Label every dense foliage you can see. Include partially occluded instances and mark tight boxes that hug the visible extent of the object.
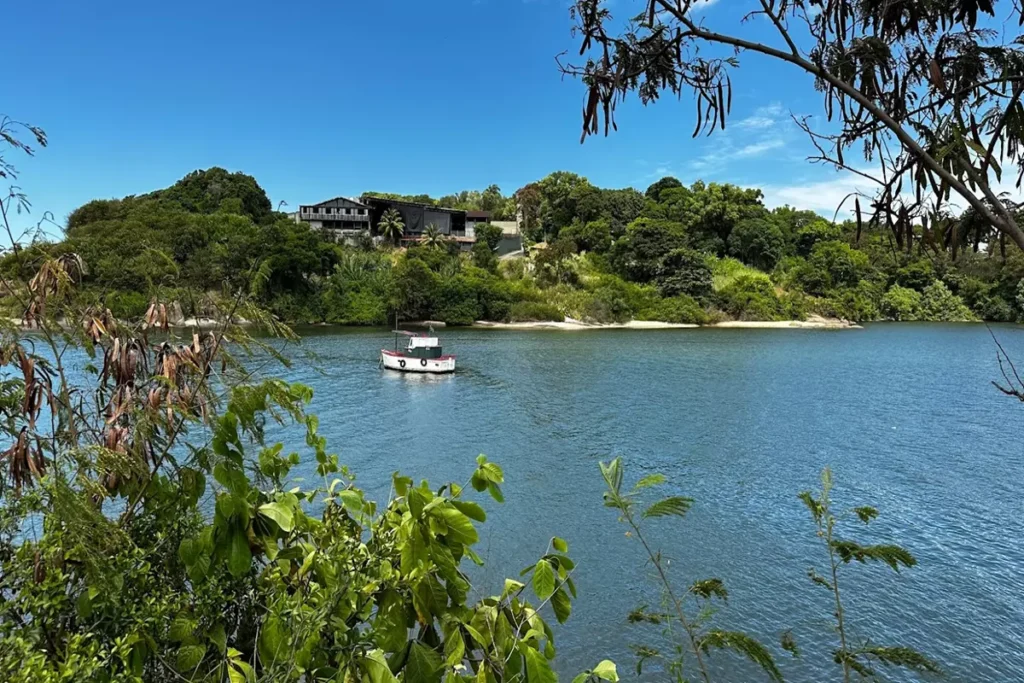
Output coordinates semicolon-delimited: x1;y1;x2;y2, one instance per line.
7;166;1022;326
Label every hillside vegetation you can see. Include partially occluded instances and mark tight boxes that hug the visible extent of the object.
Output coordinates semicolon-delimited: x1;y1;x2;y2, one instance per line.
7;167;1021;326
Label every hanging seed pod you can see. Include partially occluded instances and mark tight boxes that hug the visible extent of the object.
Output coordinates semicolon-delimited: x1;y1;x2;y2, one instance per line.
33;551;46;584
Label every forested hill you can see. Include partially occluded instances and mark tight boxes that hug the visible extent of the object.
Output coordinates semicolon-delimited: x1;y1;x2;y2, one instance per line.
4;167;1021;326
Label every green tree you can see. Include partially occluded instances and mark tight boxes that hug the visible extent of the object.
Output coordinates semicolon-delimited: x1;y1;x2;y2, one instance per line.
422;223;445;249
645;176;682;201
728;217;785;271
880;285;923;321
378;208;405;246
655;247;713;301
610;218;689;283
474;222;504;251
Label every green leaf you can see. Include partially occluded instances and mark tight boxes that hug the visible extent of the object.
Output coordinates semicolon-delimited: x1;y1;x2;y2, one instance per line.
364;649;400;683
642;496;693;519
696;630;782;683
259;616;286;665
592;660;618;681
168;616;196;642
634;474;666;490
228;528;252;578
452;500;486;522
853;506;879;524
208;623;227;654
524;645;558;683
551;588;572;624
406;642;444;683
532;559;556;601
338;489;364;513
229;661;255;683
552;536;568;553
599;458;623;495
435;505;478;545
258;501;294;532
487;482;504;503
176;643;206;672
690;578;728;601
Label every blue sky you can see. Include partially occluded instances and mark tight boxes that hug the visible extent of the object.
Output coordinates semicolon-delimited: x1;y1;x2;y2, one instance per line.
8;0;874;233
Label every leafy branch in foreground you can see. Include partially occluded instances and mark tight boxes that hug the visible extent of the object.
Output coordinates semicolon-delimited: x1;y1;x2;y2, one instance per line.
599;458;782;683
799;468;940;681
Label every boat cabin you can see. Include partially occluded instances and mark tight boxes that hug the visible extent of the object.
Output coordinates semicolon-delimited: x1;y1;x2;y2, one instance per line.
404;336;444;359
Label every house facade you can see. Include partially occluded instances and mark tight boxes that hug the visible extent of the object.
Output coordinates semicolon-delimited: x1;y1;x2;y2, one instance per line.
295;197;371;243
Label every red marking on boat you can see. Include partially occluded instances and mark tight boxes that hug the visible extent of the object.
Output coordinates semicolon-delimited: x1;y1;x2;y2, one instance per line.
381;349;455;360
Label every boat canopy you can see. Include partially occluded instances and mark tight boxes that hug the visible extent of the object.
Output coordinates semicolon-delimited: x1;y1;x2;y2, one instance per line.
409;337;439;348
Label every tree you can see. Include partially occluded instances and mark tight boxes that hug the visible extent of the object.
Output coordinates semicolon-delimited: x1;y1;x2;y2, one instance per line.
562;218;613;253
378;208;405;246
564;0;1024;252
728;217;785;271
611;218;689;282
654;247;713;300
645;176;683;201
474;222;504;251
422;223;445;249
537;171;597;236
515;183;543;239
481;184;505;214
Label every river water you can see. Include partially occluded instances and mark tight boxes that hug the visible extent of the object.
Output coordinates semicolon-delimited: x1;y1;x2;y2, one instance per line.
274;324;1024;681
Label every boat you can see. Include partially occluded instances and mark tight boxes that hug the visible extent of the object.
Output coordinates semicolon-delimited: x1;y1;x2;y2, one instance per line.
380;329;456;374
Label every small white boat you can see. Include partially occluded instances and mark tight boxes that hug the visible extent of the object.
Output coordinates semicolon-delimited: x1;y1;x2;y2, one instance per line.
381;330;455;374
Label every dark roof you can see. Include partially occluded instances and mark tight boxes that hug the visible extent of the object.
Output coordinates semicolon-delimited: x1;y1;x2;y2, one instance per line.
466;210;492;219
361;196;465;214
306;196;369;208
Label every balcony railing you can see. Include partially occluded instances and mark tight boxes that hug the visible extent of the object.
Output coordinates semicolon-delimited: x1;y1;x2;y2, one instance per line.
300;209;369;220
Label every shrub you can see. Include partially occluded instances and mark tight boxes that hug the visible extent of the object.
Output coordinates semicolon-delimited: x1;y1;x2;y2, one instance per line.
710;256;770;292
880;285;922;321
795;219;842;256
920;280;977;321
716;274;785;320
795;240;870;295
104;290;150;320
508;301;564;322
894;260;935;292
817;287;879;322
637;295;709;324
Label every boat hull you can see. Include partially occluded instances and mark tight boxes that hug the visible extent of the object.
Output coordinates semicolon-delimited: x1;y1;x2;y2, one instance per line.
381;350;455;374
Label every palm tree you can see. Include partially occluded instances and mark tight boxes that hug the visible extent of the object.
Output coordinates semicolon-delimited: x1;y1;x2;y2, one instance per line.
378;208;404;246
422;223;444;249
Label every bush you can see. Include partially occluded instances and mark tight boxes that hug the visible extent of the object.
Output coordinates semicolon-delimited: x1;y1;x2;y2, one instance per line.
508;301;564;322
795;240;869;295
880;285;922;321
710;256;770;292
795;219;842;256
716;274;785;320
434;275;484;325
920;280;977;321
637;295;709;324
894;260;935;292
817;287;879;322
104;290;150;320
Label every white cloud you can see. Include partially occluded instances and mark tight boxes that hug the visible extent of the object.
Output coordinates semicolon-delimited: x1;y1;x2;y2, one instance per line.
735;103;785;130
761;171;873;216
735;139;785;157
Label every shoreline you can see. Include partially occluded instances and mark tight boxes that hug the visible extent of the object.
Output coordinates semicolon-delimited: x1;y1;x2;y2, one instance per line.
472;315;861;331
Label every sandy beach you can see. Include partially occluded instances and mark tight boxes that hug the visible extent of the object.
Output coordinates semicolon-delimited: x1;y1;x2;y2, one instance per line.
474;315;860;331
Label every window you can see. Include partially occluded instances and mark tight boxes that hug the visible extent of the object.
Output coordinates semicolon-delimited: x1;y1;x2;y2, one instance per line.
327;207;334;214
343;208;351;215
358;208;366;215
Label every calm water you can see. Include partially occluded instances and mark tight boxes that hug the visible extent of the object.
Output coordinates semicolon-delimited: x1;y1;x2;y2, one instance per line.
274;324;1024;681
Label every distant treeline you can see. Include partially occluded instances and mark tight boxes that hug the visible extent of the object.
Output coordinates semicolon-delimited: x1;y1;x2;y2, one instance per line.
5;167;1021;326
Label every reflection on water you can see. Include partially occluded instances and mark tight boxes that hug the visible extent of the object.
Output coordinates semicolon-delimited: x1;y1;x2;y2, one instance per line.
277;324;1024;681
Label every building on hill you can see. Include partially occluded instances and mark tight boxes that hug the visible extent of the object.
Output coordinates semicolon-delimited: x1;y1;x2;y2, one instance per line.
294;197;371;244
361;196;475;251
